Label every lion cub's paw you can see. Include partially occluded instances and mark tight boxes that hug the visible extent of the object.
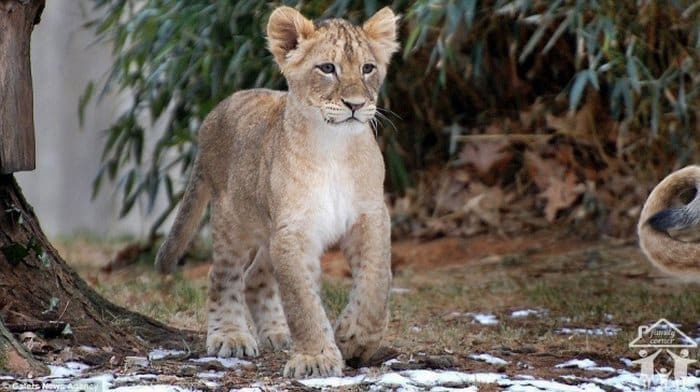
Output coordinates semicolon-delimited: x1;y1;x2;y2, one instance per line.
283;348;343;378
206;328;259;358
260;330;292;351
335;316;382;362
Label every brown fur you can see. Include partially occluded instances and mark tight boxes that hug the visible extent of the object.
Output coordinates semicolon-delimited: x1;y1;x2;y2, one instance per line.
638;165;700;281
154;6;399;378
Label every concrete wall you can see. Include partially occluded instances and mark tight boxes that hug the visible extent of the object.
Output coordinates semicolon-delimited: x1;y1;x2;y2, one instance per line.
16;1;161;238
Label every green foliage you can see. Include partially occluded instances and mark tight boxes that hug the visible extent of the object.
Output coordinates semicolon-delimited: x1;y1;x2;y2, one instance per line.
1;244;29;266
0;238;43;267
84;0;700;236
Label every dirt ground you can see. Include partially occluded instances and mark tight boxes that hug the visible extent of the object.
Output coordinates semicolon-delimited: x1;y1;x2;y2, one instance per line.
7;230;700;390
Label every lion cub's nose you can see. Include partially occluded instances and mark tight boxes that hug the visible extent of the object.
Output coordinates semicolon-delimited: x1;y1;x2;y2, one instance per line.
342;98;366;112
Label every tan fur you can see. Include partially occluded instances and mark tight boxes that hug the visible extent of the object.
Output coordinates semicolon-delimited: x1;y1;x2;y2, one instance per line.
155;6;399;378
638;165;700;281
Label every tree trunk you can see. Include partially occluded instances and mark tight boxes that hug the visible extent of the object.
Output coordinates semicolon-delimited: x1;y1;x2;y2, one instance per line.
0;0;200;377
0;178;201;376
0;0;40;173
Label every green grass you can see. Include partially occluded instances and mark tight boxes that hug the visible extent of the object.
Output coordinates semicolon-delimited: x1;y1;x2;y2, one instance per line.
321;279;350;320
0;346;7;371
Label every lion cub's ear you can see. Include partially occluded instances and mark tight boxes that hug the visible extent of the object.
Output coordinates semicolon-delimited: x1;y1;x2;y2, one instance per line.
362;7;400;65
267;7;315;69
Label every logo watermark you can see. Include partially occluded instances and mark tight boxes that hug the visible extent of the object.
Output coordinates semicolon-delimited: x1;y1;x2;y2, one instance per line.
629;318;698;388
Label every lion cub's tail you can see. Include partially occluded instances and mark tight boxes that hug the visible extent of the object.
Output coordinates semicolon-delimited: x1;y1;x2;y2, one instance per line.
155;161;211;274
638;165;700;281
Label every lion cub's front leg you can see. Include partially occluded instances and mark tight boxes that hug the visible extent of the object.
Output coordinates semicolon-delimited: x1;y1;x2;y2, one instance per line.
336;208;392;363
270;228;343;378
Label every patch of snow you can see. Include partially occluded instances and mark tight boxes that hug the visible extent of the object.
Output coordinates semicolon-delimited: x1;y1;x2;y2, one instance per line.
555;359;615;373
46;361;90;378
467;313;498;325
383;358;400;366
299;370;506;390
114;374;158;383
31;366;699;392
111;386;195;392
376;372;413;387
469;353;509;366
411;326;422;333
124;356;150;367
79;373;114;387
567;369;700;391
0;376;15;380
148;348;187;360
501;378;592;391
510;309;544;318
78;345;99;353
189;356;251;368
196;371;225;379
590;366;616;373
402;370;505;386
391;287;411;294
299;374;366;388
555;326;620;336
619;357;633;367
555;359;598;369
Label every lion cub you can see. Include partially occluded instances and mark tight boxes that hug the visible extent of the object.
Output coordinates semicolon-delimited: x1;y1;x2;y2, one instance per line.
638;165;700;281
155;6;399;378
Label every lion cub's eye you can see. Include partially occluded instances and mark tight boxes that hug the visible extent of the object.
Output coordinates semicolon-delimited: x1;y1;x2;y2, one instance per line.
317;63;336;74
362;63;376;74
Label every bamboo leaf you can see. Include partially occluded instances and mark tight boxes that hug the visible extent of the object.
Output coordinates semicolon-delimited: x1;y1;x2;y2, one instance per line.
78;81;95;128
569;71;589;110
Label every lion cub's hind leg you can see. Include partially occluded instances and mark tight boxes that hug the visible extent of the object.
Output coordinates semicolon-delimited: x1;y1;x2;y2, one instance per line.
206;204;259;358
245;247;291;351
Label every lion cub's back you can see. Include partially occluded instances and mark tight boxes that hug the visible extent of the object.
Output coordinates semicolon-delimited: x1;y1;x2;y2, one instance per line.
202;88;286;142
198;88;286;182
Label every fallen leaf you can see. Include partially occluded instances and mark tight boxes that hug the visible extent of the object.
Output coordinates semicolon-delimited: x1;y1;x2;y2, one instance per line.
463;186;503;227
524;151;565;190
540;171;585;222
460;140;512;176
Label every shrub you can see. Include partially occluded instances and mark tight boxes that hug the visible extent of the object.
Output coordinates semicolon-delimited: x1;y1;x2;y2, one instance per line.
84;0;700;238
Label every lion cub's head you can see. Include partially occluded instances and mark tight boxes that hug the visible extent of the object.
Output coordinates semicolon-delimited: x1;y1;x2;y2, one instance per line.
267;6;399;131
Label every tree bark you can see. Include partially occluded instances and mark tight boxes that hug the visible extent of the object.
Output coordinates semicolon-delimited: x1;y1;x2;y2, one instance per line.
0;0;41;173
0;0;200;377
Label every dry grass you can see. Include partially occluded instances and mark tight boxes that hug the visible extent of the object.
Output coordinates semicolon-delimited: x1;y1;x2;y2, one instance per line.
56;232;700;377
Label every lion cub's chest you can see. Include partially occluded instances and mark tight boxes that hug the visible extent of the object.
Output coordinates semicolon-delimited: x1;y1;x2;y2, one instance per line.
307;161;358;247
